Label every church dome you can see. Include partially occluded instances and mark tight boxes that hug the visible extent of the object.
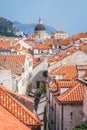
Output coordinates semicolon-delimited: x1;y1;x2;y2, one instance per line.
35;18;46;31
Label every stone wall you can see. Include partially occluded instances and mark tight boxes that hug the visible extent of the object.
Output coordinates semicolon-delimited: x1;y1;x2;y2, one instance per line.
83;86;87;116
0;69;12;90
46;87;83;130
63;104;83;130
30;59;48;89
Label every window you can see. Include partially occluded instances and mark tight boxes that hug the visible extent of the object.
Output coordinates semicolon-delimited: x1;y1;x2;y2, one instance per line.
36;81;41;88
71;112;73;119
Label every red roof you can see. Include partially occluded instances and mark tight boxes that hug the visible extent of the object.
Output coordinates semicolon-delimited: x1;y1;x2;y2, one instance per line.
73;32;87;39
0;54;26;64
49;65;77;80
34;43;51;50
33;58;41;68
56;80;78;88
57;83;83;102
0;105;31;130
0;41;11;49
0;85;41;126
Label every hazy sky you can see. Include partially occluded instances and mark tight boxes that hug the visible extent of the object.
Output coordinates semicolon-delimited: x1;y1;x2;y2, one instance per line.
0;0;87;35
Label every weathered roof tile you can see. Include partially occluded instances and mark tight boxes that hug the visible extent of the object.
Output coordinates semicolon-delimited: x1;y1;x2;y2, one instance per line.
57;83;83;102
0;85;41;126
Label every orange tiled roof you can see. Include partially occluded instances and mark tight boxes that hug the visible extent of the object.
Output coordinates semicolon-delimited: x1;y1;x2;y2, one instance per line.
51;38;60;45
73;32;87;39
7;89;35;113
6;37;20;42
51;37;73;45
48;52;67;63
24;40;33;46
48;80;78;97
13;42;29;52
49;65;77;80
0;85;41;126
57;82;83;102
0;36;6;41
48;45;83;64
13;43;22;51
0;54;27;75
0;41;12;49
48;57;59;63
0;105;31;130
33;58;41;68
65;46;77;53
28;34;35;39
48;45;87;65
34;43;51;50
59;38;72;45
0;54;26;64
56;80;78;88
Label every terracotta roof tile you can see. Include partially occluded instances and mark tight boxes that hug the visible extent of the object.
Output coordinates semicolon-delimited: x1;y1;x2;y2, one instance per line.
0;85;41;126
48;57;59;63
49;65;77;80
65;46;77;53
33;58;41;68
0;105;31;130
57;83;83;102
51;37;73;45
0;36;6;41
28;34;35;39
56;80;78;88
0;41;11;49
48;52;67;63
48;80;78;98
73;32;87;39
0;54;26;64
34;43;51;50
0;54;27;75
7;89;35;113
51;38;60;45
48;46;81;64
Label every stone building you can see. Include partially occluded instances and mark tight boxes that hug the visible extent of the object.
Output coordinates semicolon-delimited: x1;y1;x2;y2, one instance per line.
0;54;33;94
78;66;87;120
51;30;68;39
34;18;47;42
0;69;12;90
46;65;84;130
46;81;83;130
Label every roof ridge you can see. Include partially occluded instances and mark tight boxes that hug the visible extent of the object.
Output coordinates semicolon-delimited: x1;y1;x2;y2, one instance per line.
0;105;31;130
0;85;41;125
0;54;26;65
57;82;83;102
6;88;34;103
56;80;78;88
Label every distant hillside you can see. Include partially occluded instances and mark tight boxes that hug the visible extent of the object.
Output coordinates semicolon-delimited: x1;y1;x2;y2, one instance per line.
0;17;24;37
13;21;55;35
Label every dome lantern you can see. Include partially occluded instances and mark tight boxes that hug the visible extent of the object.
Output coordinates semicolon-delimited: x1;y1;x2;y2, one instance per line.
35;18;46;31
39;18;42;24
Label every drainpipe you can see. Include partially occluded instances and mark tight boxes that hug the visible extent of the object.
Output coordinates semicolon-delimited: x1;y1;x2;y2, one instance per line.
61;104;63;130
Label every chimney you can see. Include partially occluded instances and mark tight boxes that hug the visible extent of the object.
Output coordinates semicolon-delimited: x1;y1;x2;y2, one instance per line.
76;65;86;78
